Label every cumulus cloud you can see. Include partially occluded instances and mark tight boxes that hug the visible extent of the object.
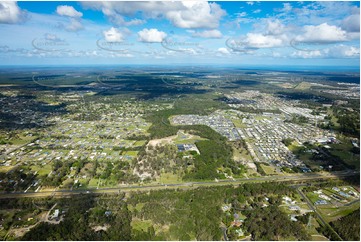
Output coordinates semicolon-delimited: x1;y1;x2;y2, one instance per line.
82;1;226;29
341;13;360;33
192;29;222;38
217;47;230;55
138;28;167;43
0;1;27;24
325;45;360;58
56;18;83;32
56;5;84;32
295;23;348;43
265;19;286;36
282;3;293;12
166;2;226;28
65;18;83;32
244;33;285;48
291;45;359;58
103;27;124;42
56;5;83;18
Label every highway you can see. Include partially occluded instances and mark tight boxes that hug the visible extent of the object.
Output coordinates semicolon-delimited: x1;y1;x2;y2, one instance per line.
0;170;357;199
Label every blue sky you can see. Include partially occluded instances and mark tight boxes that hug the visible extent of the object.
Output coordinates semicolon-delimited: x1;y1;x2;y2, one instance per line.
0;1;359;67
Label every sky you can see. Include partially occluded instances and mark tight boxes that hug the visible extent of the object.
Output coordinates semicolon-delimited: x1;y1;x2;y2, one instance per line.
0;1;359;67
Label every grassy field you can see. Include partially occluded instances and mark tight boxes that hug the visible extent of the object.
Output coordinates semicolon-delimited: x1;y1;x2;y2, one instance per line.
31;164;52;176
0;166;14;173
329;138;360;170
158;172;181;184
260;164;278;175
232;147;252;162
232;119;247;128
295;82;312;90
306;192;321;204
133;140;147;147
311;235;329;241
131;219;153;232
123;151;139;157
318;201;360;223
88;178;99;187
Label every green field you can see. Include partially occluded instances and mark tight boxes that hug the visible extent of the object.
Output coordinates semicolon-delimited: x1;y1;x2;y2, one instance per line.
318;201;360;223
260;164;278;175
133;140;147;147
131;219;153;232
232;119;247;128
158;172;181;184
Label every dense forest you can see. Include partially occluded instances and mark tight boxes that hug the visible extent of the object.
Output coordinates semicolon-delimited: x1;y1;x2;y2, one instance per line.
15;182;324;241
330;209;360;241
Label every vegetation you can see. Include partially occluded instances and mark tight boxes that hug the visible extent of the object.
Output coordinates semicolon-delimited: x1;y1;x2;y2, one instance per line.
330;209;360;241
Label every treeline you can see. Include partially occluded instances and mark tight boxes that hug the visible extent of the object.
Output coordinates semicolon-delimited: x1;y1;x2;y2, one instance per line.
184;125;241;180
21;194;132;241
127;182;305;240
330;209;360;241
337;110;360;137
19;182;311;241
145;95;228;139
243;205;311;240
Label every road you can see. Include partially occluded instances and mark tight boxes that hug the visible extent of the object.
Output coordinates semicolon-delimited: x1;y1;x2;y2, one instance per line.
0;170;357;199
296;186;343;241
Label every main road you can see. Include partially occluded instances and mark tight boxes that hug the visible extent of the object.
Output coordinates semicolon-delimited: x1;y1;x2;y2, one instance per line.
0;170;357;199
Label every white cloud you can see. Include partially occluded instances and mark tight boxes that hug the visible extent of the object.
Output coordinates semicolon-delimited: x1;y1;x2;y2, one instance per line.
192;29;222;39
237;12;247;17
246;2;254;6
244;33;285;48
295;23;348;43
82;1;226;29
103;27;124;42
138;28;167;43
282;3;293;12
64;18;83;32
56;5;83;18
291;50;322;58
100;6;145;26
165;2;226;28
0;1;27;24
265;19;286;36
325;45;360;58
217;47;230;55
291;44;359;58
253;9;261;14
55;5;84;32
